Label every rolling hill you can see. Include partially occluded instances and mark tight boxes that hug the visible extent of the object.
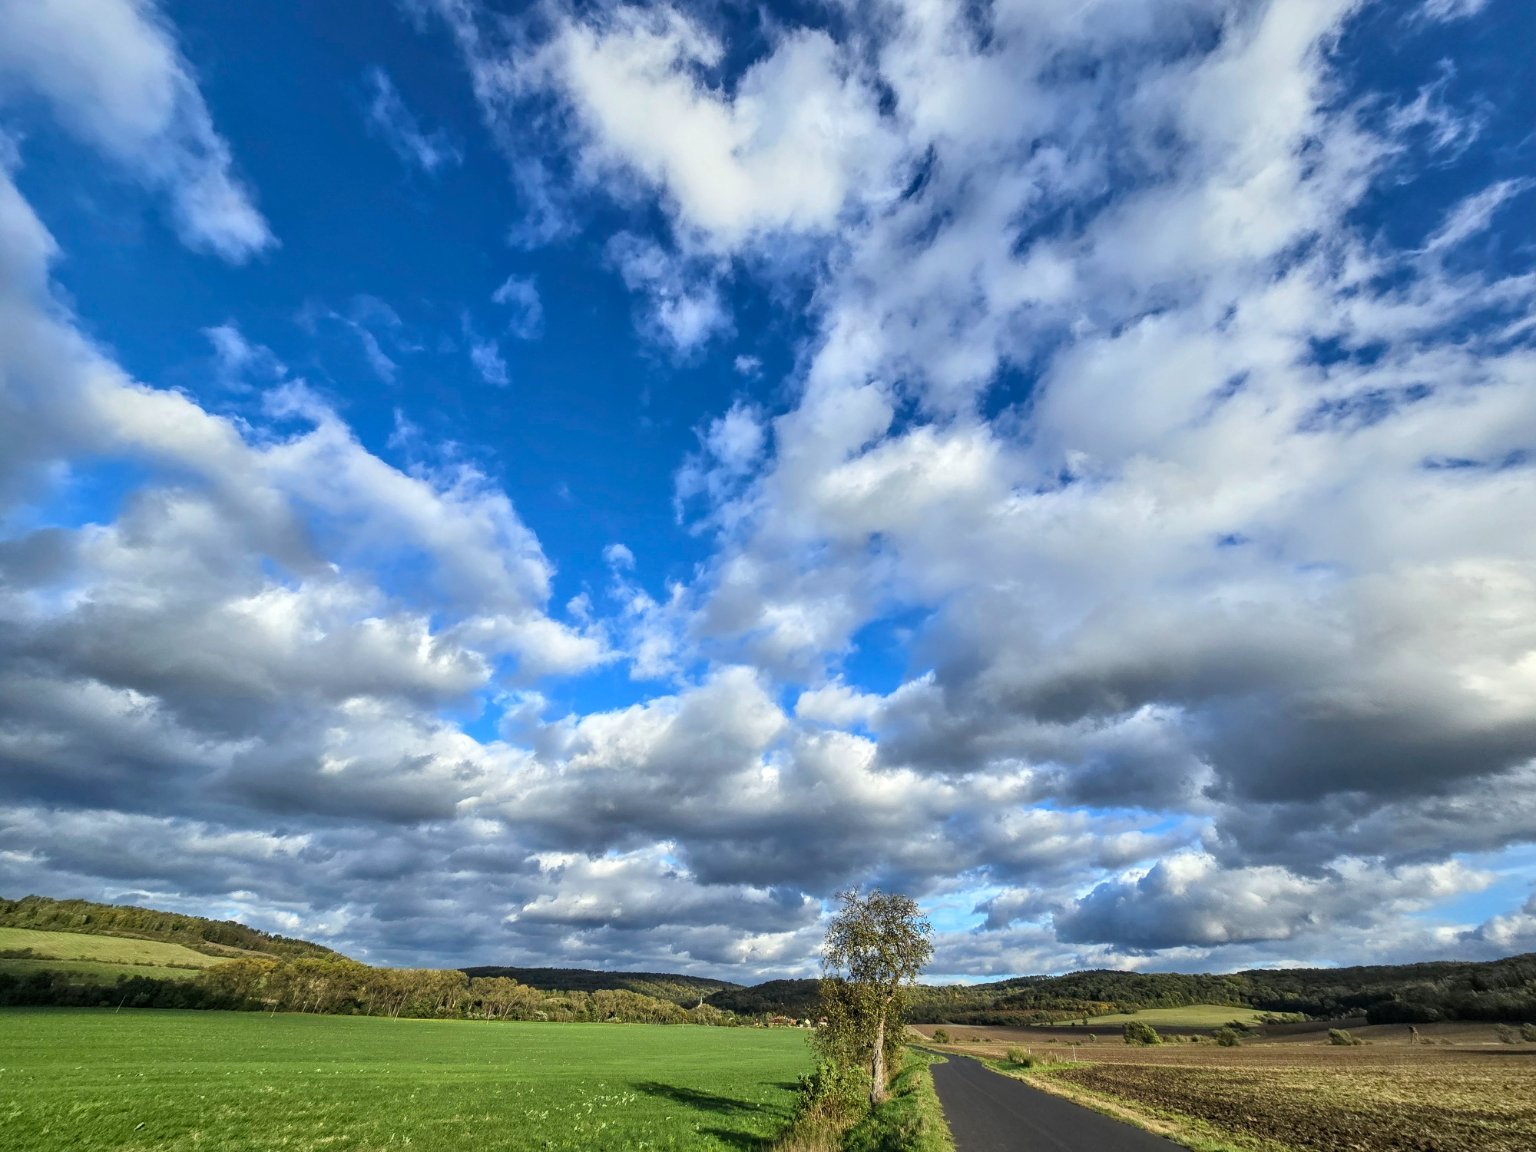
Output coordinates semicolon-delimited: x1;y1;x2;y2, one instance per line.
0;895;336;960
5;893;1534;1025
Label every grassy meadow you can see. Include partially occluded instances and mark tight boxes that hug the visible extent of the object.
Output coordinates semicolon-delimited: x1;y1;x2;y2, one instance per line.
0;1010;813;1152
0;928;220;986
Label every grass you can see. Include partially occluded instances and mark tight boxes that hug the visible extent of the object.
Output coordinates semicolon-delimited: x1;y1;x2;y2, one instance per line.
775;1049;954;1152
0;958;204;985
0;928;219;970
1055;1004;1278;1030
843;1051;953;1152
0;1009;813;1151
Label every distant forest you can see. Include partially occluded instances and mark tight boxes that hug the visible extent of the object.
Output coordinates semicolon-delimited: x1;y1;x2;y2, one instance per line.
4;895;1534;1024
708;957;1536;1025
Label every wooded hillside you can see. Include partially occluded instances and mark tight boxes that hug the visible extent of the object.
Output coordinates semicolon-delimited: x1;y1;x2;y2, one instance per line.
0;896;335;959
462;965;739;1006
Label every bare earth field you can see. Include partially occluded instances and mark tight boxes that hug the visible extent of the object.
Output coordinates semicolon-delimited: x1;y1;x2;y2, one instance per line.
913;1022;1536;1152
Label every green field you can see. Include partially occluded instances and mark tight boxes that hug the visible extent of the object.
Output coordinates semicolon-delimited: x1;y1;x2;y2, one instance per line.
0;928;220;970
0;958;203;985
1058;1003;1280;1029
0;1010;813;1151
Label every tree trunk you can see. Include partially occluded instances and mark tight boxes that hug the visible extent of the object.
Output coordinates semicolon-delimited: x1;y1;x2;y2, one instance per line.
870;1007;888;1107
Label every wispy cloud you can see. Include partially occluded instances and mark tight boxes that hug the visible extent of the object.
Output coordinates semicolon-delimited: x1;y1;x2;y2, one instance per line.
1424;178;1532;252
0;0;273;260
607;231;731;354
492;274;544;340
365;66;461;174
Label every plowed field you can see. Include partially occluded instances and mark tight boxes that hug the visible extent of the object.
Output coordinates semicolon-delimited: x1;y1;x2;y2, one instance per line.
919;1023;1536;1152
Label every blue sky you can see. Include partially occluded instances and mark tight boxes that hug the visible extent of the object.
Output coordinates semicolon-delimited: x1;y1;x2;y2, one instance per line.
1;0;1534;979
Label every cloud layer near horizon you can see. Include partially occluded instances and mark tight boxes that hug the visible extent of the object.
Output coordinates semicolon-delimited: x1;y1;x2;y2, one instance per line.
2;0;1535;978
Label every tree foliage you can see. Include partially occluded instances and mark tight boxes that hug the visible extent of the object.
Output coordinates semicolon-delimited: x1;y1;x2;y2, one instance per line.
817;889;933;1106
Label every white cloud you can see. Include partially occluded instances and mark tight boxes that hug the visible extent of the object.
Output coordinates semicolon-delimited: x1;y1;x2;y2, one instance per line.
1424;179;1533;253
302;296;408;384
1057;853;1492;950
365;66;461;174
204;322;284;383
795;680;880;728
545;7;903;252
0;0;273;261
492;274;544;339
1416;0;1490;22
607;231;731;353
4;0;1535;976
468;335;509;387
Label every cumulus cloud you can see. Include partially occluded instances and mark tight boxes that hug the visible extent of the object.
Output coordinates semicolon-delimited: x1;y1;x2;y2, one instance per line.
1056;854;1492;951
4;0;1534;978
0;145;611;957
540;6;903;251
0;0;273;260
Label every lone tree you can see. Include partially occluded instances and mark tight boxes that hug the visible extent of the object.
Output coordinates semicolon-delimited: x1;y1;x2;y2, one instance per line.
818;888;933;1106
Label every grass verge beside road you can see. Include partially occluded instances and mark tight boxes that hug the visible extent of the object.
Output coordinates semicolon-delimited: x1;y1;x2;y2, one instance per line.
775;1049;955;1152
844;1051;953;1152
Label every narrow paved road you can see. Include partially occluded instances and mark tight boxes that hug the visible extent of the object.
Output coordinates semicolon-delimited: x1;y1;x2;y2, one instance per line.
929;1056;1184;1152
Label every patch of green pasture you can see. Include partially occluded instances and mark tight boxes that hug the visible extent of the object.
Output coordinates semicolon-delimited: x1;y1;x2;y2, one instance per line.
0;1009;812;1152
0;928;217;969
1058;1005;1273;1029
0;959;202;985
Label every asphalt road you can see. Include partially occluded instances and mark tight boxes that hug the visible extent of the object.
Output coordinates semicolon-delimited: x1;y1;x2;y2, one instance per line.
929;1056;1185;1152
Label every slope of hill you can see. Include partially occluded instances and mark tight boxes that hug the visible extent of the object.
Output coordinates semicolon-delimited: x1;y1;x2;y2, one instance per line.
705;978;821;1018
0;896;336;960
0;926;223;969
904;955;1536;1025
462;965;740;1007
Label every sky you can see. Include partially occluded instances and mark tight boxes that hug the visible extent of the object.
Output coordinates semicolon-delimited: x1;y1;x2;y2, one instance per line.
0;0;1534;982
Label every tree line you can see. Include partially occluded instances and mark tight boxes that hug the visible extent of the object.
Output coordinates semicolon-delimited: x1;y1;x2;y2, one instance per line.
462;965;737;1008
902;954;1536;1025
0;953;741;1024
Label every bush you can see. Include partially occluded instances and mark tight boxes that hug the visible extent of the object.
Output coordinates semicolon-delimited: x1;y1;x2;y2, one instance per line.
1123;1020;1161;1046
1495;1024;1517;1044
930;1028;950;1044
1005;1046;1035;1068
1213;1027;1242;1047
1328;1028;1363;1046
1522;1023;1536;1042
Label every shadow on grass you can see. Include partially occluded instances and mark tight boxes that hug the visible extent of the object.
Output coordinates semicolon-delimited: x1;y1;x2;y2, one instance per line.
633;1082;779;1150
635;1080;765;1115
696;1128;773;1150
